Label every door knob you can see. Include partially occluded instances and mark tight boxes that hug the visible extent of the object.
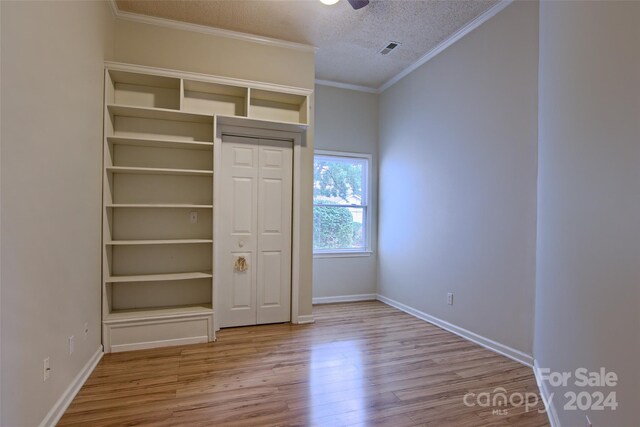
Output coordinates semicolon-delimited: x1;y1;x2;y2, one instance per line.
238;240;245;248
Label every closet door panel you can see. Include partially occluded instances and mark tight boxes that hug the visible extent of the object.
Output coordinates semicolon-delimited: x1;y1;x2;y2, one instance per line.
256;140;292;324
231;178;254;234
218;137;259;327
262;178;284;233
259;251;283;306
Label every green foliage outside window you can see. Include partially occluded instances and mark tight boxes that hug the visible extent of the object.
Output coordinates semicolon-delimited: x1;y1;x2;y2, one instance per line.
313;206;354;249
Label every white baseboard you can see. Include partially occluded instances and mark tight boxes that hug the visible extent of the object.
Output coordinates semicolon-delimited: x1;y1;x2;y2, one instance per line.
533;359;561;427
312;294;377;305
376;294;534;367
295;314;315;324
111;336;208;353
39;346;103;427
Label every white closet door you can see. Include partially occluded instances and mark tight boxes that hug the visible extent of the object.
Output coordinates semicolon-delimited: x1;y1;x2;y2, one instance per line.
256;139;292;324
218;135;292;327
219;136;259;327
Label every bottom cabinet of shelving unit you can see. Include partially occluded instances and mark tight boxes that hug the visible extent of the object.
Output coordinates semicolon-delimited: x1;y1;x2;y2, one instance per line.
103;314;215;353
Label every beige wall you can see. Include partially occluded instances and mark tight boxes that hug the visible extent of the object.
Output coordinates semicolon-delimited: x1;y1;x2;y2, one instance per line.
114;20;315;90
534;2;640;426
0;6;316;425
378;1;539;357
0;1;114;425
113;18;316;320
313;85;378;300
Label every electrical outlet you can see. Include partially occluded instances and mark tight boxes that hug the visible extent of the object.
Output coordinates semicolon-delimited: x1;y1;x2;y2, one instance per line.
43;357;50;381
447;293;454;305
189;211;198;224
68;335;75;355
84;322;89;339
585;415;592;427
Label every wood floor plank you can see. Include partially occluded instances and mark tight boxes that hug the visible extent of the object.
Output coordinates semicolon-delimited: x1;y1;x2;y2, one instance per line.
58;301;549;426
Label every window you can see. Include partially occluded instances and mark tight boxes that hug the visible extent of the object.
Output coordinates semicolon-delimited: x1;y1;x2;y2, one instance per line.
313;150;370;253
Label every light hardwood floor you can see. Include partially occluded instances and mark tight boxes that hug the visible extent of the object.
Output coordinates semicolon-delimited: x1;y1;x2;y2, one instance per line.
59;301;550;426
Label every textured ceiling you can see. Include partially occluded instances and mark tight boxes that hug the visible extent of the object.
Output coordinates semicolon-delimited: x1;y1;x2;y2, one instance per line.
116;0;499;90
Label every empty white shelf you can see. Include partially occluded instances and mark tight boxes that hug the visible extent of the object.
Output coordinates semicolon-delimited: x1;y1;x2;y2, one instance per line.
108;104;213;124
106;166;213;176
106;239;213;245
106;203;213;209
107;136;213;150
106;271;213;283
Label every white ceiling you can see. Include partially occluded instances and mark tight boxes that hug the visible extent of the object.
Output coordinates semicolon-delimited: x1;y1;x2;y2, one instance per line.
115;0;501;91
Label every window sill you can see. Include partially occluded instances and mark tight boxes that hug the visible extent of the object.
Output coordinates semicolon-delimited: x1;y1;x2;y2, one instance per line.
313;251;373;259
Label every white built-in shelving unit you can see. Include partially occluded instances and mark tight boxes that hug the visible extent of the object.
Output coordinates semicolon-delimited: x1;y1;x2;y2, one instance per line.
102;62;310;352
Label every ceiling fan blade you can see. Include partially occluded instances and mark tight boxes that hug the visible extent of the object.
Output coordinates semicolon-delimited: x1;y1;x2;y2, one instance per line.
347;0;369;10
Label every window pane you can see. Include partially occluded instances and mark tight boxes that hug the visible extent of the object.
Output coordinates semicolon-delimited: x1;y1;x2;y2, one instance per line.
313;206;365;250
313;156;366;206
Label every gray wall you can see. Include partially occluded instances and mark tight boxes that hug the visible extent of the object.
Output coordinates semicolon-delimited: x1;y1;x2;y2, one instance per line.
313;85;378;300
1;1;114;425
378;1;539;357
534;1;640;426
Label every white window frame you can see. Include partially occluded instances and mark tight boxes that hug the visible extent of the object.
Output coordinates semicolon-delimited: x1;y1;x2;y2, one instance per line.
313;149;372;257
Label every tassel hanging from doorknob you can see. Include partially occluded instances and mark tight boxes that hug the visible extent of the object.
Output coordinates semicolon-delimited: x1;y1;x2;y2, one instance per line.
234;256;248;272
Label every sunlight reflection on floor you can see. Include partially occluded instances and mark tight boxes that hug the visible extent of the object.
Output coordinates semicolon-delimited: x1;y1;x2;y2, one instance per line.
310;340;366;425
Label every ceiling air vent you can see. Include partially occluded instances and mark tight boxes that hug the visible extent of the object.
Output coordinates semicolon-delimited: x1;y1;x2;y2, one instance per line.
379;41;401;55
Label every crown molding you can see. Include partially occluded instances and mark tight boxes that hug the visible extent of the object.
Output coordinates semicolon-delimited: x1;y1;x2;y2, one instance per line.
378;0;513;92
108;0;118;16
314;79;378;94
108;0;317;53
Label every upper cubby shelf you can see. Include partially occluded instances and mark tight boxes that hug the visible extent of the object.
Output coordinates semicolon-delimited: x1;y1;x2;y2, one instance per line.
106;64;311;126
182;80;248;117
249;89;309;125
109;70;181;110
